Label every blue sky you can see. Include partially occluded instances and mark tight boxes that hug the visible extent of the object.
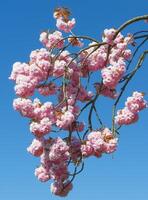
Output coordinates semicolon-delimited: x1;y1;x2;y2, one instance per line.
0;0;148;199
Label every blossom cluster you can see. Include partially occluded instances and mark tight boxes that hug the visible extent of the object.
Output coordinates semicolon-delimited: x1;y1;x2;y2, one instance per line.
27;129;116;196
10;7;147;197
115;92;147;125
81;128;118;157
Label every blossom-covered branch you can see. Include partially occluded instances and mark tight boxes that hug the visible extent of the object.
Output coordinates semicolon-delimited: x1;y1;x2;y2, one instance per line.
10;7;148;197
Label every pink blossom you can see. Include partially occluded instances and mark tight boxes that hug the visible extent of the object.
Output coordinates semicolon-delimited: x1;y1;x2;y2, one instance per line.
56;110;75;129
40;31;64;49
56;18;76;32
53;60;66;77
39;32;48;45
50;181;73;197
115;92;147;125
115;107;139;125
123;49;132;60
101;61;126;89
13;98;34;118
49;137;70;162
9;62;30;81
102;128;118;153
14;75;38;97
125;91;147;113
49;163;69;181
81;131;103;157
81;142;94;157
82;129;117;157
87;131;104;157
35;165;50;182
27;138;44;156
30;117;52;137
102;28;116;44
33;101;54;120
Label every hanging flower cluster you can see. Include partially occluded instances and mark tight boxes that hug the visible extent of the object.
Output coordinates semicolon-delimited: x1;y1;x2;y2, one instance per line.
115;92;147;125
10;7;148;197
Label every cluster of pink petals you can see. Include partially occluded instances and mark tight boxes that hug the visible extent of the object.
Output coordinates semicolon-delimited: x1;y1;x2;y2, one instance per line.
48;137;70;162
102;28;133;46
30;117;52;137
27;138;44;156
81;128;118;157
102;28;117;44
29;137;72;196
125;91;147;113
115;92;147;125
13;98;55;136
13;98;54;119
27;130;117;196
115;107;139;125
85;44;107;71
13;98;34;118
50;181;73;197
56;105;80;129
35;165;50;182
9;48;52;98
56;18;76;33
101;60;126;89
39;31;64;49
53;59;66;77
56;110;75;129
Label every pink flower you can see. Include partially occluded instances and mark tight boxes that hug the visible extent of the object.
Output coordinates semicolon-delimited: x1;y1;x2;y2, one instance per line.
101;62;126;89
35;165;50;182
40;31;64;49
30;117;52;137
53;60;66;77
39;32;48;45
27;138;44;156
33;101;54;121
50;181;73;197
14;75;38;97
49;163;69;181
81;142;94;157
115;107;139;125
9;62;30;81
56;110;75;129
56;18;76;32
115;92;147;125
102;28;116;44
125;91;147;113
82;129;117;157
49;137;70;163
13;98;34;118
102;128;118;154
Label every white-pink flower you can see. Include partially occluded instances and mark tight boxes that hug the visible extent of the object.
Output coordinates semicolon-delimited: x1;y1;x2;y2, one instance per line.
35;165;50;182
56;18;76;32
27;138;44;156
30;117;52;137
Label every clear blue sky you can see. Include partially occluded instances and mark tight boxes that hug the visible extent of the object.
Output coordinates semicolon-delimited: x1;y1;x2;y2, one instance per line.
0;0;148;200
